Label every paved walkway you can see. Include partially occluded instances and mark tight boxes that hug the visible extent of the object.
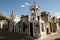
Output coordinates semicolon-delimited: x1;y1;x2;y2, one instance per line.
0;30;60;40
0;30;35;40
41;32;60;40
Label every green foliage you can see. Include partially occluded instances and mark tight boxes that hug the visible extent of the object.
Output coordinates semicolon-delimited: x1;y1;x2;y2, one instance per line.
0;15;9;21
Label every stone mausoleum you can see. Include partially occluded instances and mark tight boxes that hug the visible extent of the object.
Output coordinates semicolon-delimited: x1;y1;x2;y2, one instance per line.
8;2;57;40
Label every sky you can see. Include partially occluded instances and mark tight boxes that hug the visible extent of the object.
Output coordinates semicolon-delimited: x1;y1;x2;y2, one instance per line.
0;0;60;18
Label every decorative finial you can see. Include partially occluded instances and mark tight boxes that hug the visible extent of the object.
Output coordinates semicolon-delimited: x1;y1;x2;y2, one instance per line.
34;1;36;5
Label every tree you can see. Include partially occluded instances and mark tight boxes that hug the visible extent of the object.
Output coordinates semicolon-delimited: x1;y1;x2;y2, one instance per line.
0;15;9;21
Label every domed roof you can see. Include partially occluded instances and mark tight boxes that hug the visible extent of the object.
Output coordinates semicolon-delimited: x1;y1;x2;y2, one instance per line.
13;15;20;23
14;15;19;19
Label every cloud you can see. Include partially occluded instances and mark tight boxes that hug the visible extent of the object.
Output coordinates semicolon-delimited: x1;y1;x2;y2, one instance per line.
25;2;30;6
21;5;25;8
21;2;30;8
54;12;60;18
57;16;60;19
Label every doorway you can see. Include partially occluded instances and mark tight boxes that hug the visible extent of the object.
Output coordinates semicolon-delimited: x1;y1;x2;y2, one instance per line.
13;23;14;32
46;28;49;34
50;22;52;32
23;22;25;32
30;23;33;36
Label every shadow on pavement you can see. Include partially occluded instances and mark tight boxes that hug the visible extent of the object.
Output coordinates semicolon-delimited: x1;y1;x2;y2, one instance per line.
54;38;60;40
0;30;35;40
